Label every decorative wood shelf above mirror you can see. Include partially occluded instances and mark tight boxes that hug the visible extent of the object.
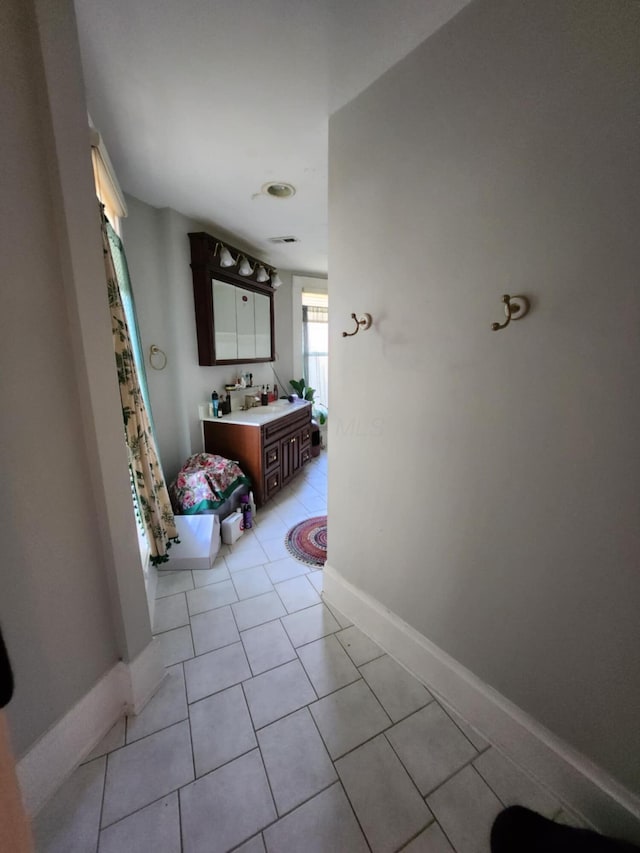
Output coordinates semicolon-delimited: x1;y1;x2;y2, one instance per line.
189;231;277;366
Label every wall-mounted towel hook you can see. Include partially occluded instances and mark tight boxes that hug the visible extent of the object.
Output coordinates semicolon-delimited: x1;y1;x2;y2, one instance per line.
149;345;167;370
491;295;530;331
342;313;372;338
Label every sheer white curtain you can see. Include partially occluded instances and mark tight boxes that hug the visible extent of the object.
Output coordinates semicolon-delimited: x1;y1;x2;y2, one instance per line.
302;292;328;407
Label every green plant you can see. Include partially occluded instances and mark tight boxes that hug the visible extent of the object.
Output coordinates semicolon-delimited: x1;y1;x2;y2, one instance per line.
290;378;327;425
313;403;328;425
290;378;316;402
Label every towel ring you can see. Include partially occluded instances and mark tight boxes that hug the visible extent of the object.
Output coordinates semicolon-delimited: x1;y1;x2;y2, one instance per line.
149;345;167;370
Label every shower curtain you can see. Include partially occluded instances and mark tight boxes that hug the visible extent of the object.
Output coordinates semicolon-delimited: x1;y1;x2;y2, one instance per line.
101;208;179;565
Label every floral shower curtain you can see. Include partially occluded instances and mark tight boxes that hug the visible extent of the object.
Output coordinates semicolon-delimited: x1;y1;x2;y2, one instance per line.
101;210;179;565
106;220;155;437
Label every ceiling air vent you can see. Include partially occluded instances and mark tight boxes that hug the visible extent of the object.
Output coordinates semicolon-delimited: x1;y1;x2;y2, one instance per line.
268;236;299;244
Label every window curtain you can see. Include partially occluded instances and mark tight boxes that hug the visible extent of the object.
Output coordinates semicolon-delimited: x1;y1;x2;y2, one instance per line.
101;210;179;565
302;303;328;406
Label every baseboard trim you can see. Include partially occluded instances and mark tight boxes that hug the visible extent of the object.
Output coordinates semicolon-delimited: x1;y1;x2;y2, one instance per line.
17;639;165;816
123;636;166;715
144;561;157;629
322;564;640;843
17;664;125;816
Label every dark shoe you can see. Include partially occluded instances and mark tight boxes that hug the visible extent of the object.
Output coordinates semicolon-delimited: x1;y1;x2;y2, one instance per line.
491;806;640;853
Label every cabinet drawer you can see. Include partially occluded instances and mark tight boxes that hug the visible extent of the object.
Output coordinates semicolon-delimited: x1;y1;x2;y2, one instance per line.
264;442;280;470
300;445;311;466
263;409;310;443
264;469;281;500
299;424;311;446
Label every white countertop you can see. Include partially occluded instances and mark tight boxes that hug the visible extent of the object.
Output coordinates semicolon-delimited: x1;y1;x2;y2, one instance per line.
200;398;311;427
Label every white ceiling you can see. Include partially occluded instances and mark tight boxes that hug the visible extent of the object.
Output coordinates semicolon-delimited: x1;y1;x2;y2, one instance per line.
74;0;472;274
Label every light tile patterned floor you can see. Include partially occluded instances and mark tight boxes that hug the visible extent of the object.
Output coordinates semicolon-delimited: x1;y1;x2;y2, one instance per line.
33;454;577;853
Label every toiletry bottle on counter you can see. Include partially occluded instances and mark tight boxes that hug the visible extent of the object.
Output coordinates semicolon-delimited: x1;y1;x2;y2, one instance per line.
261;385;268;406
211;391;219;418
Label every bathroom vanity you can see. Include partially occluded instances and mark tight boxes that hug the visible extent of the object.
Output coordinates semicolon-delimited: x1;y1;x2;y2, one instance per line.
201;400;312;507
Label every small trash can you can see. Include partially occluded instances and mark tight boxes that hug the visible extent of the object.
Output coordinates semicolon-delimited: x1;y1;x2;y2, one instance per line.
311;419;321;457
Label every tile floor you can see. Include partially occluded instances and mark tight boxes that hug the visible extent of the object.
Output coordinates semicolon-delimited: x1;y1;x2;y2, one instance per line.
34;454;580;853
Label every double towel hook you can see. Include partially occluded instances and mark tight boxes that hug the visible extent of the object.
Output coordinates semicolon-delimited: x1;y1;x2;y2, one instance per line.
491;295;530;331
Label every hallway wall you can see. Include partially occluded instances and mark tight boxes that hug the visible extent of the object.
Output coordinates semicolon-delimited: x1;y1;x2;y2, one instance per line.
0;0;153;758
328;0;640;799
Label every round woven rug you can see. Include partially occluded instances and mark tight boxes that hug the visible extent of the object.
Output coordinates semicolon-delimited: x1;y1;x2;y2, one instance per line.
285;515;327;567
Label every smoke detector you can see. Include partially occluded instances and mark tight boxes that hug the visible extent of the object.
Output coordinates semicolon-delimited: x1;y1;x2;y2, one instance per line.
268;236;299;244
261;182;296;199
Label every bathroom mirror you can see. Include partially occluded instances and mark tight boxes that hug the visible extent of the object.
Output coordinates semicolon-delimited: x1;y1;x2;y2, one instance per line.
189;231;276;366
213;280;272;361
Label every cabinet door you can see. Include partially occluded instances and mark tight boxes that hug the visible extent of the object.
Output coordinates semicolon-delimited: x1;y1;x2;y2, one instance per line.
254;292;271;358
280;435;292;485
213;281;238;359
236;290;256;360
282;432;301;485
290;430;301;478
190;233;276;366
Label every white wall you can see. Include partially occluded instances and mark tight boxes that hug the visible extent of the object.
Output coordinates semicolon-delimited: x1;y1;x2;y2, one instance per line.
272;271;294;393
122;197;296;482
0;0;153;757
329;0;640;801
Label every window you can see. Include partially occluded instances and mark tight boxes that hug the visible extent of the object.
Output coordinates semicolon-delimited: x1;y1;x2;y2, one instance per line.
302;291;328;407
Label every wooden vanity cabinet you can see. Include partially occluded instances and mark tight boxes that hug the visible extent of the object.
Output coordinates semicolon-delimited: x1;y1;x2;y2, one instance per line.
203;405;312;507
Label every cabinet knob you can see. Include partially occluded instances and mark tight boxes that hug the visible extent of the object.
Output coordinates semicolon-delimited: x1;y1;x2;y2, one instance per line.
290;437;296;443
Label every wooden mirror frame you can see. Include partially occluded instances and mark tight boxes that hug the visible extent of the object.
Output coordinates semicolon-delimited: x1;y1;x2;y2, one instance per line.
189;231;276;366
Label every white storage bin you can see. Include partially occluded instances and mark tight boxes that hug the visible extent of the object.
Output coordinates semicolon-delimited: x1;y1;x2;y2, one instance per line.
221;510;244;545
169;514;221;571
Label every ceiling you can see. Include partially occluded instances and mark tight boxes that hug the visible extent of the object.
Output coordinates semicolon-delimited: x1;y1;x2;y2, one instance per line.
74;0;472;275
